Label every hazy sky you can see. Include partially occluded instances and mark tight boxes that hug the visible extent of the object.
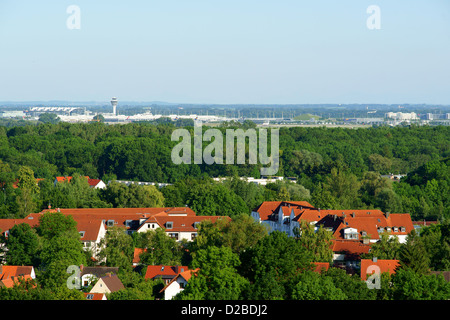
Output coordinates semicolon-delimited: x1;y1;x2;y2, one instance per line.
0;0;449;104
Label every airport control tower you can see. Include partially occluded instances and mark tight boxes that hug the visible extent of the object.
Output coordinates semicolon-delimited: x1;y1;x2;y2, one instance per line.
111;97;118;115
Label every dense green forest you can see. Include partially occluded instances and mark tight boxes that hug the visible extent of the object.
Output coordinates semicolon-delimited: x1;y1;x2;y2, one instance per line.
0;121;448;221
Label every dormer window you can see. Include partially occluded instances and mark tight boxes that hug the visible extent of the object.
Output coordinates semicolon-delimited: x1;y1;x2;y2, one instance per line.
79;231;85;238
393;227;398;232
166;222;173;229
400;227;406;232
343;228;359;240
194;222;200;229
107;220;115;227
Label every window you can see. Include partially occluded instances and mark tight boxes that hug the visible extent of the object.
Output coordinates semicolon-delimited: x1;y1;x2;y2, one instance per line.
191;233;197;240
400;227;406;232
125;220;132;227
166;222;173;229
345;233;358;240
393;227;398;232
169;233;179;240
193;222;200;229
79;231;85;237
107;220;115;227
86;294;94;300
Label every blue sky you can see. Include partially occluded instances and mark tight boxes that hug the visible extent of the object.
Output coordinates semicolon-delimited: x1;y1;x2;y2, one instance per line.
0;0;449;104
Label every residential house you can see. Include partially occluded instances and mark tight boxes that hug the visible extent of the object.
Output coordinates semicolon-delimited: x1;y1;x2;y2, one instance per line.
132;248;147;266
144;265;190;285
54;176;106;189
251;201;414;244
26;206;224;243
90;273;125;294
360;258;400;281
251;201;414;271
0;265;36;288
332;240;372;272
160;268;199;300
79;266;119;288
0;206;223;264
76;219;107;261
136;212;230;241
0;218;39;264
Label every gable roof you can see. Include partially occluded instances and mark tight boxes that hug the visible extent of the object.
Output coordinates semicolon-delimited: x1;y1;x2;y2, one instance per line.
360;259;400;280
313;262;330;273
159;268;200;294
80;266;119;278
0;266;35;288
144;265;190;280
133;248;147;265
252;201;315;221
76;219;104;241
97;274;125;292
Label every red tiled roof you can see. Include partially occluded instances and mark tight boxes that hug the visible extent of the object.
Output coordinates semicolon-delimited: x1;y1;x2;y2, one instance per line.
87;179;103;187
133;248;147;264
55;176;104;187
55;176;89;183
146;215;230;233
332;240;372;255
252;201;315;221
76;219;104;241
0;266;34;288
144;265;190;280
360;259;400;280
84;292;106;300
159;268;200;293
313;262;330;273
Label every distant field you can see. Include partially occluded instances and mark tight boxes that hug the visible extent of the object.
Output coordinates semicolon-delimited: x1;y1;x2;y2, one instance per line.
293;114;321;121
